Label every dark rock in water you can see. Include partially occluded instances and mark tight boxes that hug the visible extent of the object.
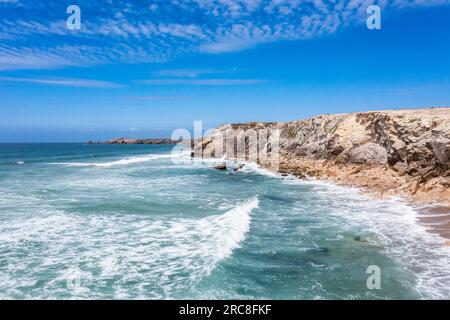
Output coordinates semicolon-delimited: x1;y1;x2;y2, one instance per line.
190;152;195;158
264;194;293;203
293;172;307;179
234;164;245;172
214;164;227;171
353;235;367;242
308;247;330;255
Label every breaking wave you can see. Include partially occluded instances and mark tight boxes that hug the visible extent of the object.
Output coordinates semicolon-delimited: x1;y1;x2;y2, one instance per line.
0;197;259;299
49;153;186;168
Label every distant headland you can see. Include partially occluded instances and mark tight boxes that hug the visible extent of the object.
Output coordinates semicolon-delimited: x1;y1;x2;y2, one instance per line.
88;138;179;145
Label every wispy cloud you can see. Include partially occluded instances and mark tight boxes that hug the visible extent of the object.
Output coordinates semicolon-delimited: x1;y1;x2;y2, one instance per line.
0;0;20;4
138;78;268;86
153;68;219;78
126;95;192;101
1;0;449;70
0;76;122;88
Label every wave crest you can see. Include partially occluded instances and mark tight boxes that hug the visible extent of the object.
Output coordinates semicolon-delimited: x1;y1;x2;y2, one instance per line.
0;197;259;299
50;153;184;168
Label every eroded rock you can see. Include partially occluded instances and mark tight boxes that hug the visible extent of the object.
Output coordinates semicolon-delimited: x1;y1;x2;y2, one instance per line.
348;143;388;165
214;164;227;171
196;108;450;204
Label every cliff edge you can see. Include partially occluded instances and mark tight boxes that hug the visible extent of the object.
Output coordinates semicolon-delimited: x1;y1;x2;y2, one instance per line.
196;108;450;205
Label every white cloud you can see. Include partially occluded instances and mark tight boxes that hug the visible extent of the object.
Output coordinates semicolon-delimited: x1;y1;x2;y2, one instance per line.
154;68;220;78
0;0;449;69
127;95;191;101
0;76;122;88
0;0;20;4
139;78;267;85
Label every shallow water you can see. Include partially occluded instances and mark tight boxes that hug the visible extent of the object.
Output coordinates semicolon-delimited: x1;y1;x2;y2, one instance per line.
0;143;448;299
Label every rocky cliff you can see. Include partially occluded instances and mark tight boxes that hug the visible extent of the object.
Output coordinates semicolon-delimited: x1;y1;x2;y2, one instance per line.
196;108;450;204
96;138;179;145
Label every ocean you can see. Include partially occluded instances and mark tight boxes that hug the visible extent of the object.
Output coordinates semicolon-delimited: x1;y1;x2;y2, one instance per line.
0;143;448;299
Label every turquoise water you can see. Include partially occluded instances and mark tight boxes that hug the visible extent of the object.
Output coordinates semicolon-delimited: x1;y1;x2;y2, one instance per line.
0;143;449;299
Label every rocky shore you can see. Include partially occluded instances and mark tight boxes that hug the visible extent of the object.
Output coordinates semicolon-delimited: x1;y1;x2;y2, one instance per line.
90;138;179;145
196;108;450;205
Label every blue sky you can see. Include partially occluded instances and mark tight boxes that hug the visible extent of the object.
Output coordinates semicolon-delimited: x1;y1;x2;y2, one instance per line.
1;0;450;142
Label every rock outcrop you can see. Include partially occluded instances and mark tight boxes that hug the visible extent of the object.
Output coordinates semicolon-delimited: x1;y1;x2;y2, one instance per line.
214;164;228;171
196;108;450;204
101;138;179;145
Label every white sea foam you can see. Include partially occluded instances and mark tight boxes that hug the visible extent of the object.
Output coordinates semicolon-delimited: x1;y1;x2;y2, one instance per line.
282;178;450;299
16;161;25;165
3;147;449;299
185;158;450;297
239;161;279;178
228;161;450;299
189;157;280;178
0;197;259;299
50;153;185;168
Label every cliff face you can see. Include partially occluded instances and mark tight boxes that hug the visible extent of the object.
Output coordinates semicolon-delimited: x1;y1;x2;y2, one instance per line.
196;108;450;204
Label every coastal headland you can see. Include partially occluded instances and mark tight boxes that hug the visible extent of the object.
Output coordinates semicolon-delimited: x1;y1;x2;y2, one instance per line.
195;108;450;241
96;108;449;240
196;108;450;205
89;138;179;145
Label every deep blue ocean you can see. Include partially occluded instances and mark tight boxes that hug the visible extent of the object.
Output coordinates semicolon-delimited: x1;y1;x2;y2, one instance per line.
0;143;448;299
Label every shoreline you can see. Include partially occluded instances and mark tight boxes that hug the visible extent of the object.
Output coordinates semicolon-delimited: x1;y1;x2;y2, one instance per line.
195;108;450;245
230;157;450;246
2;144;449;298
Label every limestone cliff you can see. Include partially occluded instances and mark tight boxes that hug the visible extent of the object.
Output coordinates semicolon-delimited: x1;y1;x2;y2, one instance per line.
196;108;450;204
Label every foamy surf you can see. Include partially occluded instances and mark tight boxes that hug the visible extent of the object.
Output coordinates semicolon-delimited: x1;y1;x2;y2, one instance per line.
49;153;184;168
205;197;259;261
190;157;280;178
282;178;450;299
233;165;450;299
0;197;259;299
185;159;450;296
2;143;449;299
239;162;279;178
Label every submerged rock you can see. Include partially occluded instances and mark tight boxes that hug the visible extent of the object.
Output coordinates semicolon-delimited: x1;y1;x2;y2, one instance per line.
353;236;367;243
308;247;330;254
